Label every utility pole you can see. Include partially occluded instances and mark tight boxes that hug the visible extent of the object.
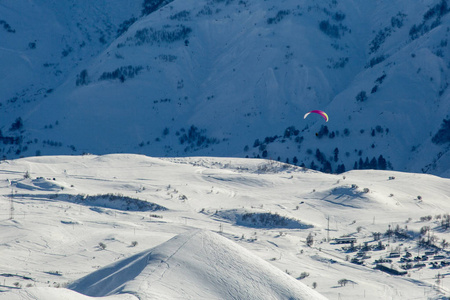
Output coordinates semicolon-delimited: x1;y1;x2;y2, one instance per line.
326;215;330;242
9;189;14;220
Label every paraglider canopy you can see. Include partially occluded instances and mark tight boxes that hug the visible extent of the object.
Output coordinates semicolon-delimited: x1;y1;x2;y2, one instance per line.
304;110;329;122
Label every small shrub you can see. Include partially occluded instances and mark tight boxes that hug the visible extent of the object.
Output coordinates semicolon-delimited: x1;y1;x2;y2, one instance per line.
99;65;143;82
319;20;341;38
370;28;391;53
267;10;290;24
367;55;386;68
133;25;192;46
306;232;314;247
76;70;90;86
10;117;23;131
375;73;387;84
170;10;191;21
117;17;137;37
298;272;310;279
338;278;349;286
355;91;367;102
142;0;172;16
432;119;450;145
0;20;15;33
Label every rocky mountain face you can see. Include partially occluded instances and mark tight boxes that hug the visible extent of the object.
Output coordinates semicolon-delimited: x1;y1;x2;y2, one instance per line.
1;0;449;177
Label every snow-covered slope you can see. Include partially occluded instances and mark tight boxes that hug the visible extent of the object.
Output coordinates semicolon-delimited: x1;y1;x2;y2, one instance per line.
3;288;138;300
1;0;449;177
68;229;327;300
0;154;449;299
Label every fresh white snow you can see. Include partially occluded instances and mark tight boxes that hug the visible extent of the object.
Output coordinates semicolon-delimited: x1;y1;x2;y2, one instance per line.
0;154;449;299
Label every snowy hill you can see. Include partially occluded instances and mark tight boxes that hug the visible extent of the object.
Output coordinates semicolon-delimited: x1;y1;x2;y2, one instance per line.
0;0;449;177
0;154;449;299
68;229;327;300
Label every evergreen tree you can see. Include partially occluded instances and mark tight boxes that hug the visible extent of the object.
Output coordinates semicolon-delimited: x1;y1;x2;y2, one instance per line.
337;164;346;174
358;158;364;169
9;117;23;131
323;161;332;173
317;125;329;138
378;155;387;170
356;90;367;102
364;157;370;169
333;147;339;162
369;157;377;169
315;149;325;164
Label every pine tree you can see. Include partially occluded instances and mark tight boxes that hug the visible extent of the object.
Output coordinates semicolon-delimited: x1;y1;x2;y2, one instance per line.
323;161;332;173
333;147;339;162
364;157;370;169
337;164;346;173
358;158;364;169
370;157;377;169
316;149;325;164
378;155;387;170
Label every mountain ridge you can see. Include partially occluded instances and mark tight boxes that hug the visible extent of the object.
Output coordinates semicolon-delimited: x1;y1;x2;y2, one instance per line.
0;0;449;177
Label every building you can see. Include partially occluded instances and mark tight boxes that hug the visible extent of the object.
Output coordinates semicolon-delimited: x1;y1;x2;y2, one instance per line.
334;237;357;244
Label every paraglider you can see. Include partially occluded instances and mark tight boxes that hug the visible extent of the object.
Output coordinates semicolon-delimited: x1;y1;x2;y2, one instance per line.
304;110;329;122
